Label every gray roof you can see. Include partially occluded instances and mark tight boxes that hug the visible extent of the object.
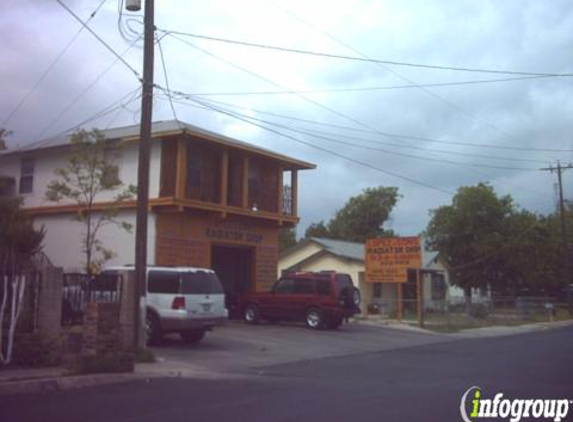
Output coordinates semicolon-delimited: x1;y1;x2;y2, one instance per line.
0;119;315;169
310;237;365;262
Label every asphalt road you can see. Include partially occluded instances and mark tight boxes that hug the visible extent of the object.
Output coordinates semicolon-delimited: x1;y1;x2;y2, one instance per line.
2;326;572;422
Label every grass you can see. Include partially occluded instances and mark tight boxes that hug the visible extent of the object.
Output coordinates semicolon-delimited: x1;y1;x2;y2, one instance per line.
409;308;573;333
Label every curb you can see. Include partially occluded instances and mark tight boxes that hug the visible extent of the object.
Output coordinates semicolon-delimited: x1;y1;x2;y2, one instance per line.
0;372;143;398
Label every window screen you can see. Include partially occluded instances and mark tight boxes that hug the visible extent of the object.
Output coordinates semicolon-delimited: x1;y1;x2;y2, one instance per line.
148;271;180;294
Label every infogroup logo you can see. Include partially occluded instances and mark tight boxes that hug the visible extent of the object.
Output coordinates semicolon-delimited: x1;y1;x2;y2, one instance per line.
460;386;571;422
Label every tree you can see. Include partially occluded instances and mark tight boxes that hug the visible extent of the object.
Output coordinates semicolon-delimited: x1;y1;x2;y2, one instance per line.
0;128;12;150
304;221;330;239
425;183;515;299
305;187;400;242
0;198;45;365
278;228;297;253
45;129;135;275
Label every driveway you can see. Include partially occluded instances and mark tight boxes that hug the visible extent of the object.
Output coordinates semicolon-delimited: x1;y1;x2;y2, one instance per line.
151;320;450;374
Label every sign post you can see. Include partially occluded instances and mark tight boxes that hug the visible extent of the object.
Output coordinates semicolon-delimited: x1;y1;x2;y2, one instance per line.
416;269;424;328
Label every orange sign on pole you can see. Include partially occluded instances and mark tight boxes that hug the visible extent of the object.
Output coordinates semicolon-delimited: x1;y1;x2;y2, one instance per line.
365;237;422;283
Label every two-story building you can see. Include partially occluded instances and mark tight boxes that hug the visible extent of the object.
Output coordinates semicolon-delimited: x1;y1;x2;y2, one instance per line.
0;120;315;308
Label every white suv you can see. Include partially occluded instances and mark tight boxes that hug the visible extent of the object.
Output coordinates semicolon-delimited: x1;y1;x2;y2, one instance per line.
101;266;228;344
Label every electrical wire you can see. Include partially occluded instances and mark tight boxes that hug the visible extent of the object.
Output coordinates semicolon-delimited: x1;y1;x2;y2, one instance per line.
178;96;573;153
173;95;546;166
35;35;142;141
1;0;110;128
53;0;141;80
176;92;455;195
157;29;573;78
157;34;180;128
159;90;537;171
7;87;141;153
188;75;552;97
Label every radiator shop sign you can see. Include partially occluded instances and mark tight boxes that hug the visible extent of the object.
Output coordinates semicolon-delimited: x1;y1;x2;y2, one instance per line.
365;237;422;283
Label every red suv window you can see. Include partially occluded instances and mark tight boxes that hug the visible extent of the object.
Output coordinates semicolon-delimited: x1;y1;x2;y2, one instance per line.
315;279;332;295
293;279;313;294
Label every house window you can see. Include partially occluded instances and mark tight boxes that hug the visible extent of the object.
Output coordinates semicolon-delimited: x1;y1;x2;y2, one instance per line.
431;274;446;300
19;158;34;194
101;148;119;186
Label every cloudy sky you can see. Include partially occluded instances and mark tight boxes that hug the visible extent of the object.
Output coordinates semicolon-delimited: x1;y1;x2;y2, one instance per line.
2;0;573;237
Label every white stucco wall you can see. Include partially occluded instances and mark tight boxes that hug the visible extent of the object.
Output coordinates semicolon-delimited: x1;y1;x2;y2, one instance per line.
33;211;156;271
277;242;323;277
0;140;162;207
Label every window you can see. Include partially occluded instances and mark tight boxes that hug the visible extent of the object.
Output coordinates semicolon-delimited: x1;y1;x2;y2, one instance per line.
148;271;181;294
19;158;34;194
293;279;313;294
315;279;332;296
101;148;119;186
181;271;224;294
187;153;202;189
274;278;294;294
431;274;446;300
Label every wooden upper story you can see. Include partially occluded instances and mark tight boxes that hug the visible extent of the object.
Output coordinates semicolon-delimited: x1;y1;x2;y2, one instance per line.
0;120;315;226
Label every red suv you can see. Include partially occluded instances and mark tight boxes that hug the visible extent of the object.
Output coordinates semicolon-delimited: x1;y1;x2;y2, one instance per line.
241;271;361;329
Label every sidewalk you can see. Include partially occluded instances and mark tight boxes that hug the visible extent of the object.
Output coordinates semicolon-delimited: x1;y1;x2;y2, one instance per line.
0;357;249;398
353;314;573;338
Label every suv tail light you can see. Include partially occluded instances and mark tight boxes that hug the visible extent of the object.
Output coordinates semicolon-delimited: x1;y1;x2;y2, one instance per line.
172;296;186;310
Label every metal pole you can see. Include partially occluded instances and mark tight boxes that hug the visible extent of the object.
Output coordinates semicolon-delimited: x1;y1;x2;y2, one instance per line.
417;269;424;328
556;163;573;315
134;0;155;349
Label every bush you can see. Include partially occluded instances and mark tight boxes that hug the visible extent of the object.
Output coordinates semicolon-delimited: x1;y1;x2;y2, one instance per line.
10;333;61;368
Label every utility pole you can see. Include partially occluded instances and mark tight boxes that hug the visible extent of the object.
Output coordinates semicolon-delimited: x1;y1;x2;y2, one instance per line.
127;0;155;349
541;162;573;315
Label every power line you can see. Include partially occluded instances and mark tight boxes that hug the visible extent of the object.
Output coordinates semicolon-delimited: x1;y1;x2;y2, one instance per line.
35;36;141;141
54;0;141;80
1;0;110;128
177;92;454;196
157;29;573;78
157;35;180;127
180;97;546;165
7;87;141;153
265;2;540;157
163;92;537;171
187;75;551;97
161;34;553;197
180;96;573;153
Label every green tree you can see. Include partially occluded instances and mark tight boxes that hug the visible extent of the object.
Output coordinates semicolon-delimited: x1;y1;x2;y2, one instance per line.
45;129;135;275
425;183;514;298
0;197;46;365
304;221;330;239
305;187;399;242
278;228;297;252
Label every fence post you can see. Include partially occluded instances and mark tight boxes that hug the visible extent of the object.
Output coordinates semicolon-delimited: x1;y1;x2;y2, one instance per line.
417;270;425;328
37;266;63;343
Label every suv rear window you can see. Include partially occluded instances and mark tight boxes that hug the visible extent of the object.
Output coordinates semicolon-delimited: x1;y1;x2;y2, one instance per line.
148;271;180;294
181;271;224;294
